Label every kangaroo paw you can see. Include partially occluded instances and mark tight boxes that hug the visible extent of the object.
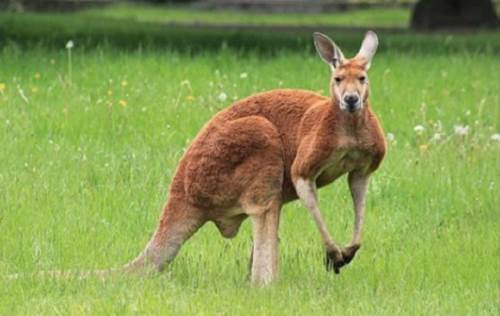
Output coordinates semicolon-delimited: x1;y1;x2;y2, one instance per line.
325;248;344;274
341;244;361;265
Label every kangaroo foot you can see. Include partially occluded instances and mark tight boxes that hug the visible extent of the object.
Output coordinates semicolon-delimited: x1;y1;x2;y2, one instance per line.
325;244;361;274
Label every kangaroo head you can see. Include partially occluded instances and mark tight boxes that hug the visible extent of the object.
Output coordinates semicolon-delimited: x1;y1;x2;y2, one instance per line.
313;31;378;114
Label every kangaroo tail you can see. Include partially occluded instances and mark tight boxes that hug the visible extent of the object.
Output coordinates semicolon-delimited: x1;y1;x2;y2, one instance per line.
6;198;206;281
4;267;122;281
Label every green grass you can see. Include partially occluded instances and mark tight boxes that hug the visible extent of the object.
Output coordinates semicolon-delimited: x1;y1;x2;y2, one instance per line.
0;18;499;315
80;3;410;28
2;10;499;55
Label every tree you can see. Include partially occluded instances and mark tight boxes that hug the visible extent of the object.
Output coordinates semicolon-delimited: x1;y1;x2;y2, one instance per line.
411;0;499;30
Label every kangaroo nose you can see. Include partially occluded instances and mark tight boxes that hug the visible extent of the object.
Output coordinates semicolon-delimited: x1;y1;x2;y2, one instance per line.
344;95;359;107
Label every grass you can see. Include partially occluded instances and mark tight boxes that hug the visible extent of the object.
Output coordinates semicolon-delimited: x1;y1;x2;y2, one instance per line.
1;7;500;54
80;3;411;28
0;8;499;316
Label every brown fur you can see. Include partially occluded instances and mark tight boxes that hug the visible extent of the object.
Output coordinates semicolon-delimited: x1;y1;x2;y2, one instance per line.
125;43;385;283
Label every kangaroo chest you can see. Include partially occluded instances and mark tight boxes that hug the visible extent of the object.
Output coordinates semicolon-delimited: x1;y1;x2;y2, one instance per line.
316;146;372;188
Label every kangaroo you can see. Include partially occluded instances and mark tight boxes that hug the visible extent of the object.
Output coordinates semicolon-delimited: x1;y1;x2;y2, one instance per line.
121;30;386;286
9;31;385;286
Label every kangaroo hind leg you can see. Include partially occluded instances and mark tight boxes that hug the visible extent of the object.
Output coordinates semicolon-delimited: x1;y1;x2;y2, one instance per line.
241;161;284;286
246;199;281;287
124;198;206;274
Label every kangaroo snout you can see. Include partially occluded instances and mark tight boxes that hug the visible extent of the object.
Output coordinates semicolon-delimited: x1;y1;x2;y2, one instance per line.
343;94;360;112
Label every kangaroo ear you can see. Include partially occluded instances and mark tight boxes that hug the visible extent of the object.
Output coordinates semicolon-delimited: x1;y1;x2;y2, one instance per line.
356;31;378;70
313;32;345;70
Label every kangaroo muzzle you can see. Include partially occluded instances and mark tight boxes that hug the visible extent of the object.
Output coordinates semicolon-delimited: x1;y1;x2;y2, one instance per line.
342;93;361;113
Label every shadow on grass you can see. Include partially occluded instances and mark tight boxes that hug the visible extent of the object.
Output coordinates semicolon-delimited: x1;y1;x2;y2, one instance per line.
0;12;499;55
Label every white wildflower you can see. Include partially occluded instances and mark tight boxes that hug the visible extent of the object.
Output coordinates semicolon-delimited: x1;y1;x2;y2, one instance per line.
454;125;469;136
491;133;500;141
386;133;395;142
218;92;227;102
240;72;248;79
66;40;74;49
414;125;425;134
431;133;442;142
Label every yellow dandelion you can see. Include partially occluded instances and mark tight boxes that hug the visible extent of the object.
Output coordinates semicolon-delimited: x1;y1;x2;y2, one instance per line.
0;83;5;93
107;90;113;96
419;144;429;153
119;99;127;107
34;73;41;79
121;80;128;87
31;86;39;93
186;95;195;101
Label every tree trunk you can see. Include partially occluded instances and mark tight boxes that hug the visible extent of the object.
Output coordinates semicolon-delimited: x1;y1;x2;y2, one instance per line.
411;0;499;30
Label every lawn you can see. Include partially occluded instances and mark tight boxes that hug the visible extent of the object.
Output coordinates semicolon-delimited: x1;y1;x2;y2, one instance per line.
0;8;499;316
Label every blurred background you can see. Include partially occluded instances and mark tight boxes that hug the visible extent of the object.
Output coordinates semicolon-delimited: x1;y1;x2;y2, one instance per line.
0;0;498;52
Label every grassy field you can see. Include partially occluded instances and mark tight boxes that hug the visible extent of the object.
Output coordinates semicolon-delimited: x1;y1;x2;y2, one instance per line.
2;7;499;54
0;9;499;316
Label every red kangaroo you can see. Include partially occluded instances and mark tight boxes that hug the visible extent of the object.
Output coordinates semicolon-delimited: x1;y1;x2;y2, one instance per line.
10;31;386;286
124;30;386;286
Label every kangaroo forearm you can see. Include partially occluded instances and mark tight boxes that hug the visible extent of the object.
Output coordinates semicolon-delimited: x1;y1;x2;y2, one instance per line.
293;178;337;248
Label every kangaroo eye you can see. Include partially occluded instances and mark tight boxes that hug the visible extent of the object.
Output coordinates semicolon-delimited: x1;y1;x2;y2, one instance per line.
359;76;366;82
334;77;342;84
